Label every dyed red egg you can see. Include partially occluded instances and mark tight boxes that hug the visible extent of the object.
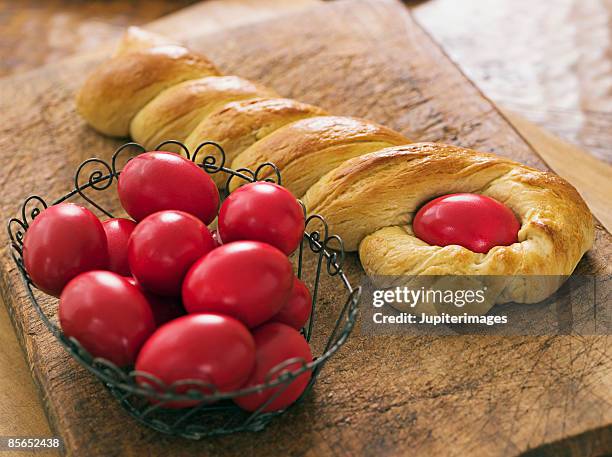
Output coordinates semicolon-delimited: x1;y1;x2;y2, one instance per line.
272;277;312;329
233;322;312;412
135;313;256;408
218;182;304;255
117;151;219;224
128;210;215;296
182;241;293;328
125;277;185;327
102;218;136;276
413;193;520;254
23;203;108;297
59;271;155;366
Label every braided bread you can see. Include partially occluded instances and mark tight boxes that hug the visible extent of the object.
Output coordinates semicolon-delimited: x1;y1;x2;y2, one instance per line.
76;27;594;305
77;27;409;196
303;143;594;303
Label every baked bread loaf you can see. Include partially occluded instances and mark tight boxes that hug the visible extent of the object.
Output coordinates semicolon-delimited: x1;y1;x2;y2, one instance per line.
303;143;594;304
77;28;221;137
76;27;594;305
77;27;409;195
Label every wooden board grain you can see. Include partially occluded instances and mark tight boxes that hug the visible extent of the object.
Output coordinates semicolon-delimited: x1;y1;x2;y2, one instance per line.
500;109;612;233
412;0;612;165
0;0;610;456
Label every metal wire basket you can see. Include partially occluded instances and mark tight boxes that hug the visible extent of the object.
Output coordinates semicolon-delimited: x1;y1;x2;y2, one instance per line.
6;140;361;439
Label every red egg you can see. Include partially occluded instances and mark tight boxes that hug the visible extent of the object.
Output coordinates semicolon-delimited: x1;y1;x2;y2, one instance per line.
128;210;215;296
218;182;305;255
135;313;256;408
102;218;136;276
234;322;312;412
23;203;108;297
59;271;155;366
125;277;185;327
182;241;293;328
413;193;520;254
272;277;312;329
117;151;219;224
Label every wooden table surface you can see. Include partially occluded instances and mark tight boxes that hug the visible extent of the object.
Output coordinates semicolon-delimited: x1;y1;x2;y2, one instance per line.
0;1;609;456
4;0;610;164
413;0;612;164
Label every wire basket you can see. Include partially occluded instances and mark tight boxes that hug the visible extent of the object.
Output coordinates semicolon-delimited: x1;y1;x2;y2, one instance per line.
6;140;361;439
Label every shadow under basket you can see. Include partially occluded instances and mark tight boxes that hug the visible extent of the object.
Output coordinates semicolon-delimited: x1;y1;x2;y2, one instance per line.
7;140;361;439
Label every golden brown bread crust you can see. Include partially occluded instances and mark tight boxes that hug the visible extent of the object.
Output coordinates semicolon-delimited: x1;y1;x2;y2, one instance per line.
76;28;595;305
303;143;594;303
76;45;219;137
184;98;327;187
130;76;277;149
230;116;409;196
76;27;409;190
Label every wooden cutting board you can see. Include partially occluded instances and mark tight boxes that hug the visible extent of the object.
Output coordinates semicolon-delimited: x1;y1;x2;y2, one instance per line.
0;0;610;456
